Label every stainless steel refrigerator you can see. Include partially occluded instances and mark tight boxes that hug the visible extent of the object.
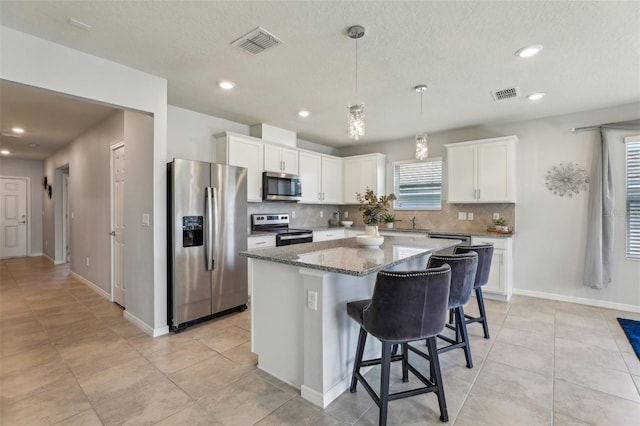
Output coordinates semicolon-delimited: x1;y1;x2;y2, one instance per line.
167;159;248;331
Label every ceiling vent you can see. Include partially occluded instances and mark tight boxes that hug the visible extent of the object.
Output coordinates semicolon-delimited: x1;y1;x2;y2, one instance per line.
491;87;520;101
231;27;282;55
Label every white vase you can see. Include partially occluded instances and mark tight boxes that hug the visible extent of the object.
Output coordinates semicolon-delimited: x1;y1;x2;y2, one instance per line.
385;223;394;228
365;225;379;236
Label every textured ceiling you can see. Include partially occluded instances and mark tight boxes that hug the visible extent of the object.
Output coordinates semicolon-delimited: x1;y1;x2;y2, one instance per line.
1;0;639;158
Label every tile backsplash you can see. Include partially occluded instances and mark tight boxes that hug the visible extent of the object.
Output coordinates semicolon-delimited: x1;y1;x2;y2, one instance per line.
248;201;514;232
248;202;342;228
339;203;515;233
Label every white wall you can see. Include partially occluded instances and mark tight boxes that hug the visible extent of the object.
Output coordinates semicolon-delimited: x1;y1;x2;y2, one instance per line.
1;26;168;335
0;158;44;255
167;105;249;163
340;103;640;310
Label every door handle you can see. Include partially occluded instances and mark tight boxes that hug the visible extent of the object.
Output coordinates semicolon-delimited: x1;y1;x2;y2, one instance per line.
109;231;116;236
18;221;26;224
205;187;214;270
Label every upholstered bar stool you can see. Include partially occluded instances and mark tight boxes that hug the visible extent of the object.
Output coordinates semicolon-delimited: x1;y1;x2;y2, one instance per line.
347;265;452;426
426;252;478;368
453;244;494;338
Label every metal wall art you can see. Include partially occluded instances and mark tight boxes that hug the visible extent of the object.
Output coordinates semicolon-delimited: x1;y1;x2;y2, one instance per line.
545;162;590;197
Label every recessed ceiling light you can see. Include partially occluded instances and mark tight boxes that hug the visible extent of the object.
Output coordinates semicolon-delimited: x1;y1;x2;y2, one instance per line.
218;81;236;90
298;110;310;118
11;127;24;134
515;44;543;58
1;150;10;155
527;92;546;101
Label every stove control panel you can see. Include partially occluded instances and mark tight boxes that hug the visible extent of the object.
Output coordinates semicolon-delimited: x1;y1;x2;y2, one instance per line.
252;214;289;227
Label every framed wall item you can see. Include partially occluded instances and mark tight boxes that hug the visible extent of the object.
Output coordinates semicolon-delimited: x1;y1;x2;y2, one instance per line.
545;162;589;197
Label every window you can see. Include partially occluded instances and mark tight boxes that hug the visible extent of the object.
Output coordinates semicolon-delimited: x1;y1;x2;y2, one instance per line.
393;159;442;210
626;139;640;259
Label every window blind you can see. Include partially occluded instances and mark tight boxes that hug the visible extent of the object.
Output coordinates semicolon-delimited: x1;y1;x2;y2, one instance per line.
627;141;640;259
393;159;442;210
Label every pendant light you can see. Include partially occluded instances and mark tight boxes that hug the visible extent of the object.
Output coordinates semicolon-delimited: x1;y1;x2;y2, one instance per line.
347;25;365;140
414;84;428;160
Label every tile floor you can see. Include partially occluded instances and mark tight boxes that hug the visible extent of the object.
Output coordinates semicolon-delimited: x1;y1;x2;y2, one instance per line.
1;256;639;425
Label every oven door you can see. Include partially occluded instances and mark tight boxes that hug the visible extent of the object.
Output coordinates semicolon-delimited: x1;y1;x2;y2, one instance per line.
263;172;302;201
276;232;313;246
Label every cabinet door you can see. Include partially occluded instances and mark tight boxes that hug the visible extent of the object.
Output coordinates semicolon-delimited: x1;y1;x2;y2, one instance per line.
281;147;299;175
483;249;504;294
477;141;514;202
343;158;360;204
299;152;322;203
228;137;263;202
264;145;283;173
447;145;476;202
321;156;343;204
359;155;380;194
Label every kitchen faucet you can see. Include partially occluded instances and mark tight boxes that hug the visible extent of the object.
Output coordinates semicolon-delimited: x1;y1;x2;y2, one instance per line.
410;216;417;229
333;211;340;224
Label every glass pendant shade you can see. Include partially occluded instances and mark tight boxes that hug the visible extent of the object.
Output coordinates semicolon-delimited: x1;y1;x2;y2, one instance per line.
415;134;428;160
348;102;365;140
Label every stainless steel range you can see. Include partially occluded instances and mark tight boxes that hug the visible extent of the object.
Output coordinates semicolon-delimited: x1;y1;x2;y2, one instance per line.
251;214;313;246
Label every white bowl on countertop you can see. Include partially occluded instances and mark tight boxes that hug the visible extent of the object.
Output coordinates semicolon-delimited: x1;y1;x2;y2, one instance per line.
356;235;384;247
341;221;354;228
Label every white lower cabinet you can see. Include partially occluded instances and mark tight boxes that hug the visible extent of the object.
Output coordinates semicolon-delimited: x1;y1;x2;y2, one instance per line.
471;236;513;301
313;229;346;242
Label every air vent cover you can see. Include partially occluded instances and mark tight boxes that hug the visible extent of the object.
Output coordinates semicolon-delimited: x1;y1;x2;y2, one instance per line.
491;87;520;101
231;27;282;55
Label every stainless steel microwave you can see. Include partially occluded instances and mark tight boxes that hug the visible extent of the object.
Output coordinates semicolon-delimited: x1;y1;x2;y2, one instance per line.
262;171;302;201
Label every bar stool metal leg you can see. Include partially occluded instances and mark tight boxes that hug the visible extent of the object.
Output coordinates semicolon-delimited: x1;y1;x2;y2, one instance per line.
475;288;490;338
350;327;368;392
427;336;449;422
455;306;473;368
379;342;392;426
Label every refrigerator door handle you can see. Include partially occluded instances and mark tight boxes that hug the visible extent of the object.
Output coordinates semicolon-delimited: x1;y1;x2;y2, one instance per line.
205;187;214;270
211;187;219;270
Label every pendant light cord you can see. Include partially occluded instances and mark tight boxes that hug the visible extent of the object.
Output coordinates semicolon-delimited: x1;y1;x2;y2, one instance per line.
355;37;359;98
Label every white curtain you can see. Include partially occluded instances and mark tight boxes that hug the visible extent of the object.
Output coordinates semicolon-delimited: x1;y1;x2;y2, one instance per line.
584;119;640;288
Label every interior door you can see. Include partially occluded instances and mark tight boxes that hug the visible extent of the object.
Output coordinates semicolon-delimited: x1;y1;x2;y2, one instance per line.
0;178;28;258
111;144;126;307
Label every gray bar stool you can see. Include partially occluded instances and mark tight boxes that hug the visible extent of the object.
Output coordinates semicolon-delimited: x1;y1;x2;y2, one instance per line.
426;252;478;368
454;244;494;338
347;265;452;426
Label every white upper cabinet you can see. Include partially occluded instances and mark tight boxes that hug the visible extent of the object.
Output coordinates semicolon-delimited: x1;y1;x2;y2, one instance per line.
264;144;299;175
215;132;264;202
298;151;343;204
343;153;386;204
445;136;517;203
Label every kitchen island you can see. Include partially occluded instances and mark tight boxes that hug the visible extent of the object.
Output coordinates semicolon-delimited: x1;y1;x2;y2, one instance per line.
240;235;460;408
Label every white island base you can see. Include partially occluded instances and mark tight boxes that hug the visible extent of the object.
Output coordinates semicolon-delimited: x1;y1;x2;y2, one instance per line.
250;254;430;408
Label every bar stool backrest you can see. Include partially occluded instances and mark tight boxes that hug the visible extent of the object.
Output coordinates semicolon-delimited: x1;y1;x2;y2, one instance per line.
362;265;451;342
427;252;478;308
454;244;494;289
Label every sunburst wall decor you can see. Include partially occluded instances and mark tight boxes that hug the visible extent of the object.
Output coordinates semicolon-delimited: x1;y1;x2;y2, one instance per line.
545;162;590;197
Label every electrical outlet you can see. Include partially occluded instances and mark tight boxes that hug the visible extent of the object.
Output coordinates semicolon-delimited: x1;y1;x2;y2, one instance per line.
291;211;296;219
468;212;474;220
86;257;90;266
45;240;48;247
142;213;150;226
458;212;467;220
344;211;348;218
493;213;500;220
320;211;324;218
307;290;318;310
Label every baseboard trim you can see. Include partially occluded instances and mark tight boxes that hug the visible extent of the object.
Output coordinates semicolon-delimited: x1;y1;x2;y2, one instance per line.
69;272;111;300
123;310;169;337
43;254;55;264
512;288;640;313
28;252;43;257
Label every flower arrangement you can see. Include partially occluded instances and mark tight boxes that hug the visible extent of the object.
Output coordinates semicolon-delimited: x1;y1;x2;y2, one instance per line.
356;188;396;225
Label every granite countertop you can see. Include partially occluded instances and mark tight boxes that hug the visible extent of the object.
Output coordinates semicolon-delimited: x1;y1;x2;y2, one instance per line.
250;226;514;238
240;236;461;277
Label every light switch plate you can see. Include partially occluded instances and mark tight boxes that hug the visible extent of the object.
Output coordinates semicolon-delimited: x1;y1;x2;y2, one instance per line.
493;213;500;220
468;212;474;220
458;212;467;220
307;290;318;310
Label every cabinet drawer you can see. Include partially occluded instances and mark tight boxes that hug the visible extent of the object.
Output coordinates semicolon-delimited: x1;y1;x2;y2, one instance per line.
313;229;346;242
471;236;507;250
248;235;276;250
